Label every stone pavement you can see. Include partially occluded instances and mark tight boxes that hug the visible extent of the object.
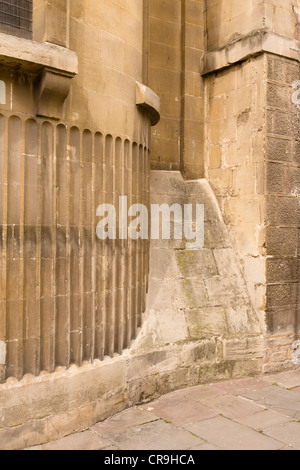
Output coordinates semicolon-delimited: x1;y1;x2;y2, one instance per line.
26;370;300;451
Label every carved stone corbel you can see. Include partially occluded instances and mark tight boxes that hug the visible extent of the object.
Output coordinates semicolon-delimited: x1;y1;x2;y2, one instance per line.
136;81;160;126
36;67;74;120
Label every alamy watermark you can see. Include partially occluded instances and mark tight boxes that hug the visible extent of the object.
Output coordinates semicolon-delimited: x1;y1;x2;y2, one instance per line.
96;197;204;250
292;80;300;107
292;340;300;366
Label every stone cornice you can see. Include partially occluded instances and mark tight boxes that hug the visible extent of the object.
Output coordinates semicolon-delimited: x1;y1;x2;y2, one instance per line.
0;32;78;120
0;32;78;75
202;30;300;75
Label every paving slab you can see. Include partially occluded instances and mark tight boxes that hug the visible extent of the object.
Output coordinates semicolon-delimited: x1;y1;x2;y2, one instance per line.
105;419;203;450
197;395;265;420
236;410;293;431
242;386;300;419
91;407;159;437
165;384;229;401
267;371;300;389
184;416;285;450
200;376;275;397
140;395;218;426
263;422;300;449
158;376;273;403
40;430;112;450
242;385;300;404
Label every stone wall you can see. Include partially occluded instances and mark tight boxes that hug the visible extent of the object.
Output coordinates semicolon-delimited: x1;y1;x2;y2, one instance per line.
264;0;300;41
206;0;264;51
204;0;300;373
148;0;205;179
265;54;300;371
0;171;264;450
204;55;266;322
0;0;300;450
206;0;300;52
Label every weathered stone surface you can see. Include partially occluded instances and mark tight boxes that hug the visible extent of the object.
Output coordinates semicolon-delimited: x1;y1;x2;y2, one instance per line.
91;408;159;437
267;370;300;389
263;422;300;449
184;416;284;450
242;386;300;419
22;370;300;450
106;420;202;450
0;31;78;73
40;431;111;451
236;410;292;432
198;395;265;421
141;393;218;426
145;171;263;348
1;0;300;451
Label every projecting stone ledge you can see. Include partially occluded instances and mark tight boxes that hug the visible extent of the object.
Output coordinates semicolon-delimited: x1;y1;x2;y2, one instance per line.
0;32;78;74
0;32;78;119
136;81;160;126
202;30;300;75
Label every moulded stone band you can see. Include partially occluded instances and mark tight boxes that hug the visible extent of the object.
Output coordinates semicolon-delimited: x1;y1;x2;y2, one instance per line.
202;30;300;75
136;81;161;126
0;31;78;76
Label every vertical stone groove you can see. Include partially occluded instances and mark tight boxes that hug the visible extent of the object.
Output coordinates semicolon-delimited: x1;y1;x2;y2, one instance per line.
0;113;150;382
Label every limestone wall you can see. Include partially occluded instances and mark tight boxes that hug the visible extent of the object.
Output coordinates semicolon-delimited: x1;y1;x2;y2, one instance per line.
1;0;300;450
206;0;300;51
0;0;157;382
148;0;205;179
264;0;300;42
0;171;264;450
206;0;264;51
204;55;266;323
265;55;300;371
204;0;300;373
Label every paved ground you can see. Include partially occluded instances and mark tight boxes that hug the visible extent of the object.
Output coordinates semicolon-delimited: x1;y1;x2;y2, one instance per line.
26;370;300;451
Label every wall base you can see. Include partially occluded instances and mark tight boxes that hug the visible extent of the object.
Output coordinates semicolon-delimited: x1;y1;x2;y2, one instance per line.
0;171;265;450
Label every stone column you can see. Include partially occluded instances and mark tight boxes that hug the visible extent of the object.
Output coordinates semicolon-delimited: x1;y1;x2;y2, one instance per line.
202;0;300;373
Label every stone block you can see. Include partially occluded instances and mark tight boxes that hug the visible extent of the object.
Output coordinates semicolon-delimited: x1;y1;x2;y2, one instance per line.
267;136;292;162
266;227;298;256
236;410;292;432
184;416;283;450
107;419;202;450
266;306;298;334
267;283;300;308
224;337;264;361
267;82;292;110
127;350;179;382
91;408;158;437
267;258;299;284
264;422;300;449
41;430;111;450
285;166;300;196
185;307;228;337
0;419;48;450
199;394;265;420
267;196;300;226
